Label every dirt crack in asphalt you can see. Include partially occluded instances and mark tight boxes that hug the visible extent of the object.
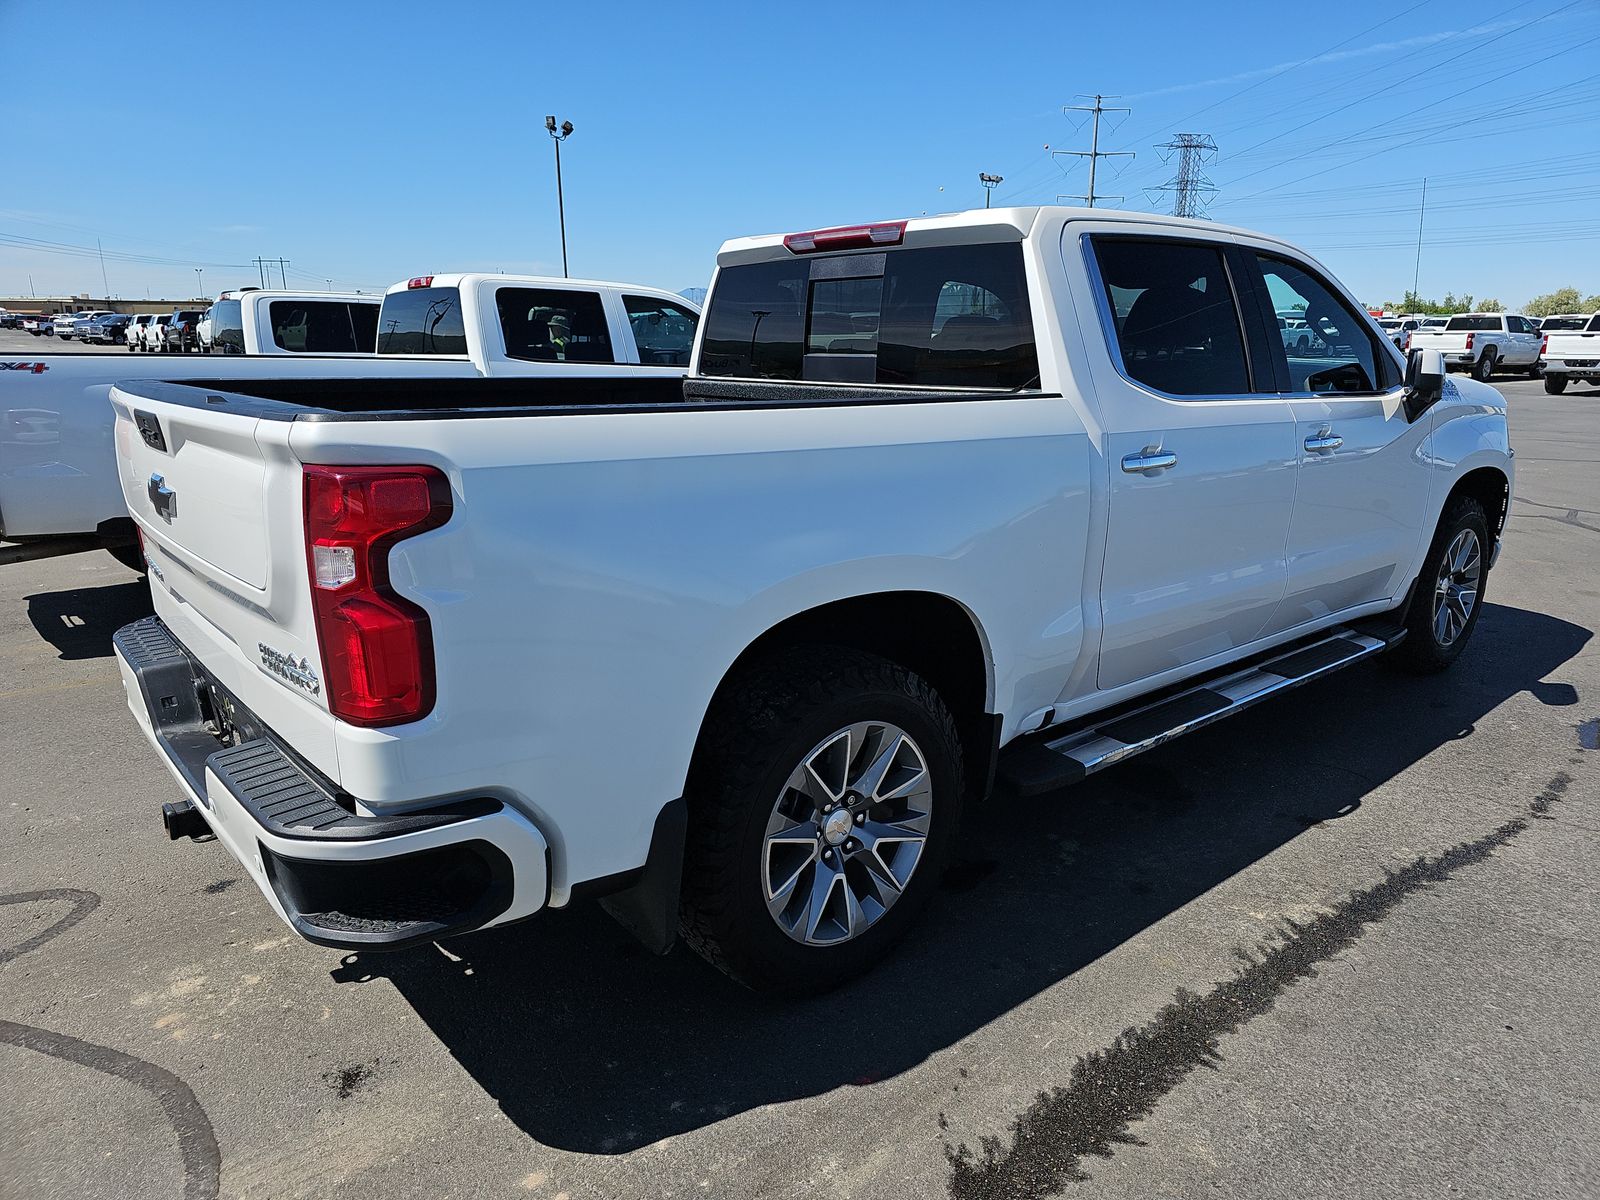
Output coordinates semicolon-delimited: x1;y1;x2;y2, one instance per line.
942;773;1573;1200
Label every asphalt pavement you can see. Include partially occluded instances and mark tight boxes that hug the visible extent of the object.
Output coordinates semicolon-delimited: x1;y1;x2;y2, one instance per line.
1;375;1596;1199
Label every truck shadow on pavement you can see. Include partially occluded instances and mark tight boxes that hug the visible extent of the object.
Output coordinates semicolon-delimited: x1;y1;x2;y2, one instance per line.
25;580;153;660
333;601;1588;1155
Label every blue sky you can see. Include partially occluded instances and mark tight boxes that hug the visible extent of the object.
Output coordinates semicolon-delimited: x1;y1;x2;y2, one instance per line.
3;0;1597;309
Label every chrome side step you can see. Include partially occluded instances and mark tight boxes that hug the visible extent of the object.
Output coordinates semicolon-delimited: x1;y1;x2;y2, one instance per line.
998;625;1404;798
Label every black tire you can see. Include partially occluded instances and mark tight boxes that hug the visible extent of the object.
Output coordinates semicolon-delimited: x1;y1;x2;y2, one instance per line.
1472;349;1496;382
1391;494;1490;674
680;646;965;994
1545;374;1568;395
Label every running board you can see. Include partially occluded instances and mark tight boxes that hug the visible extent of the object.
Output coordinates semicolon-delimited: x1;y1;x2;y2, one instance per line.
998;624;1405;798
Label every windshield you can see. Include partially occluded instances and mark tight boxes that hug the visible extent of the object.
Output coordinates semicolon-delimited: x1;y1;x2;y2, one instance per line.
376;287;468;355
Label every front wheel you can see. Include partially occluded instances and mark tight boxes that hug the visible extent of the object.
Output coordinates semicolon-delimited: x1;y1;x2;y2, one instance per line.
1545;374;1568;395
1391;495;1490;674
681;647;965;993
1472;349;1496;382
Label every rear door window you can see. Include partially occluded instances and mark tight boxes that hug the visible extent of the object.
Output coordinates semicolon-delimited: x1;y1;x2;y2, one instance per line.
622;294;700;366
1089;237;1251;397
496;287;613;363
376;287;467;355
268;300;378;353
699;243;1038;389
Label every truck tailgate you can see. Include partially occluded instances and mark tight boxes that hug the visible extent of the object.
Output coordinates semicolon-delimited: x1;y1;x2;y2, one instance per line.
110;384;341;782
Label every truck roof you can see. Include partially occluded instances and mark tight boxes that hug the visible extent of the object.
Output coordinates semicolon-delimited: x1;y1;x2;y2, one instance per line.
217;289;377;304
714;205;1311;267
383;273;696;305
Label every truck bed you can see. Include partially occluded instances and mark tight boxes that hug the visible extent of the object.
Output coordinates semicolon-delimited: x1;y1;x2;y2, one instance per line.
120;375;1039;420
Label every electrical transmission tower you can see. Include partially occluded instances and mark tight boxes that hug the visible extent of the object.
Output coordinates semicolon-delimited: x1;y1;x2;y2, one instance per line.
1055;95;1133;208
1153;133;1218;218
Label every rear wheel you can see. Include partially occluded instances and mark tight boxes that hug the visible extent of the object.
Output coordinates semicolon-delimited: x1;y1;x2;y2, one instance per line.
1472;349;1497;382
1391;495;1489;674
681;647;964;993
1545;374;1568;395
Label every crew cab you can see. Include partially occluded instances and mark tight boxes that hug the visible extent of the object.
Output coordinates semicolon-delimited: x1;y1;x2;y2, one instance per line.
0;277;699;567
108;207;1511;993
126;313;157;350
205;289;380;356
1406;312;1542;381
1539;312;1600;394
21;315;54;336
56;310;114;341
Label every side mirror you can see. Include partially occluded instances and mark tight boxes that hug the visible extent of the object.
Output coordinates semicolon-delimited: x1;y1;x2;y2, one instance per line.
1403;347;1445;422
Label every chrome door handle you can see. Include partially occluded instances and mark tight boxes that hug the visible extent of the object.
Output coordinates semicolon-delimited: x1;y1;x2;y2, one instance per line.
1121;449;1178;475
1305;432;1343;453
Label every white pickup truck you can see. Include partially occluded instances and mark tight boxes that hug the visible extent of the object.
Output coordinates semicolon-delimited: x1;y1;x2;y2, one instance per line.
0;276;699;566
204;289;380;356
1538;312;1600;394
109;207;1511;992
1406;312;1543;381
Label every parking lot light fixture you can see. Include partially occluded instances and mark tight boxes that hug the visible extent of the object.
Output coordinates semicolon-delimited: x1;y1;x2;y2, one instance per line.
545;115;575;278
980;173;1004;208
195;268;204;300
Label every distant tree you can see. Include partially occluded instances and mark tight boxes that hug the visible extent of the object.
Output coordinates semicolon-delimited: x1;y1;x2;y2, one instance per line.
1584;294;1600;311
1440;292;1475;314
1478;298;1504;313
1525;287;1584;317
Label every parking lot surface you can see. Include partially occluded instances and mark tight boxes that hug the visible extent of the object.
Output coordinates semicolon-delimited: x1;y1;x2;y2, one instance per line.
2;376;1596;1199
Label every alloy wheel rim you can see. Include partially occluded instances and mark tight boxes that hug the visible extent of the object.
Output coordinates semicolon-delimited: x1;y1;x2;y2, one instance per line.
1432;528;1482;647
762;721;933;946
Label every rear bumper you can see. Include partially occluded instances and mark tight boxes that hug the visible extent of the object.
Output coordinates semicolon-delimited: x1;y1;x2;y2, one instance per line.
1542;359;1600;376
113;616;549;950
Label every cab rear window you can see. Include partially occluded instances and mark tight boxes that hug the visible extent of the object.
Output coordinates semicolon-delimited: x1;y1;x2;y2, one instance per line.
699;243;1038;389
375;287;467;355
1445;316;1502;332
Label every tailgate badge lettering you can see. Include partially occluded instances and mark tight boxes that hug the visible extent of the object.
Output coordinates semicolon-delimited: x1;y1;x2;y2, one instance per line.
147;473;177;521
258;643;321;695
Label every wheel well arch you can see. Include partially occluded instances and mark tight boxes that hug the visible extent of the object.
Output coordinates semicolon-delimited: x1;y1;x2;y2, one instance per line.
1449;465;1510;543
692;591;998;800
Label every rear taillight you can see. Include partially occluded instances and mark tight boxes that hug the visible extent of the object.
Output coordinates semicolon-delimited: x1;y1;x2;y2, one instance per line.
302;465;452;726
1403;331;1412;351
1541;334;1548;353
783;221;907;254
1465;332;1474;352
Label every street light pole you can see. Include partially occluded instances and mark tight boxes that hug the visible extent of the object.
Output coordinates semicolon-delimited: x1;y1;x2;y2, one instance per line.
195;267;204;299
979;173;1004;208
545;115;575;278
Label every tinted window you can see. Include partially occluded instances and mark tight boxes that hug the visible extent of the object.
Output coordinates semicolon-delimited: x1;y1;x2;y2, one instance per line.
622;294;700;366
211;299;244;353
699;244;1038;389
269;300;378;353
1254;254;1391;393
1445;316;1502;332
1540;316;1588;331
376;287;467;355
496;287;613;363
1590;314;1600;332
1091;238;1250;396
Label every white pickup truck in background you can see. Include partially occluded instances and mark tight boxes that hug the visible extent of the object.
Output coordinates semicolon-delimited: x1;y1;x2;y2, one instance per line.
108;206;1511;992
1538;312;1600;394
204;289;380;356
1406;312;1543;381
0;275;699;566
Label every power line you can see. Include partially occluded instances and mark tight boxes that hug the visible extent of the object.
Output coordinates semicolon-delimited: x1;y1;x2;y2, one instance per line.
1056;95;1133;207
1152;133;1218;218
